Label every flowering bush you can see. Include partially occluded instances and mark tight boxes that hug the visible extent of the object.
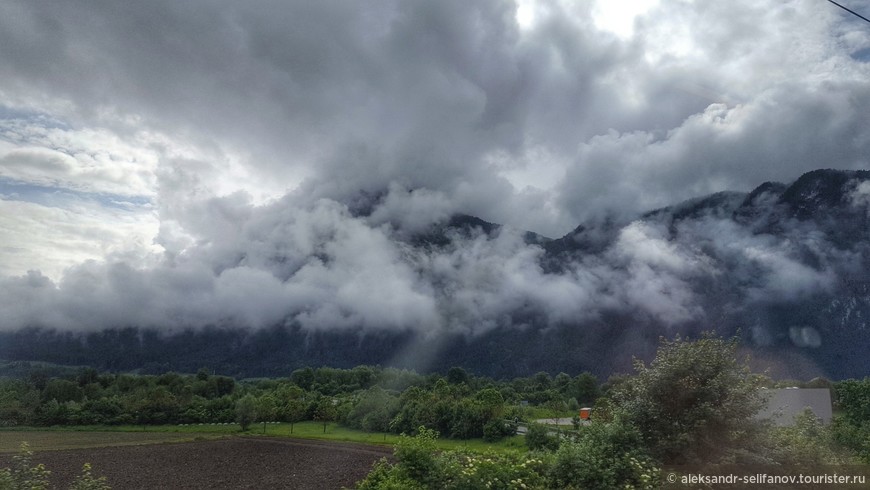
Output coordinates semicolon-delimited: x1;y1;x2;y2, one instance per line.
549;418;660;489
356;419;661;489
439;451;551;489
0;443;110;490
355;428;553;490
0;442;51;490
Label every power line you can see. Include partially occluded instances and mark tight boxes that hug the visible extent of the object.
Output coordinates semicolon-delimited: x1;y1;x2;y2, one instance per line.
827;0;870;25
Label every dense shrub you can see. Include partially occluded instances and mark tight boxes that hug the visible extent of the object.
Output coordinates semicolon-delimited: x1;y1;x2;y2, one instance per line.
832;418;870;464
831;377;870;463
392;427;440;485
355;458;423;490
356;419;662;489
763;409;850;465
603;334;767;464
355;430;551;490
524;423;559;451
438;450;550;489
482;419;514;442
548;418;660;490
346;387;398;432
234;394;256;431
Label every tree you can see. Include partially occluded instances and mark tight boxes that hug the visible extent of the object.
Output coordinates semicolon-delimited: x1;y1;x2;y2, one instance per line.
133;386;179;425
835;377;870;426
475;387;504;419
350;365;376;389
831;377;870;463
279;398;307;434
482;418;514;442
767;409;845;465
567;397;580;412
235;395;256;431
254;395;277;434
42;379;83;404
554;372;572;393
570;372;600;405
533;371;552;390
446;367;469;385
76;368;99;387
0;382;38;426
210;376;235;398
448;399;486;439
604;334;767;465
311;396;337;434
346;387;397;433
525;422;559;451
290;368;315;391
393;427;439;484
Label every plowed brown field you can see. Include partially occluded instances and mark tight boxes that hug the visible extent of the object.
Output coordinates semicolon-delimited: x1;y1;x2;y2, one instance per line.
0;436;392;489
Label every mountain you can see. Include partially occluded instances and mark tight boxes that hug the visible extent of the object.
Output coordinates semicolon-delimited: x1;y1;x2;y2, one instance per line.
2;168;869;380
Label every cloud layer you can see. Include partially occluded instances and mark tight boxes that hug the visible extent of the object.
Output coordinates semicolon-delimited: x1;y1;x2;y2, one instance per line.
0;0;869;343
2;169;867;343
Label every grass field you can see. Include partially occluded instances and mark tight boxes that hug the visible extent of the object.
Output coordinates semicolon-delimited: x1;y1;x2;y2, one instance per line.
0;422;527;454
0;430;222;453
255;422;527;452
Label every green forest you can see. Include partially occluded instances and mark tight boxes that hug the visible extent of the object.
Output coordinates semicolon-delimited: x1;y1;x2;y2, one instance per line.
0;357;601;440
2;335;870;489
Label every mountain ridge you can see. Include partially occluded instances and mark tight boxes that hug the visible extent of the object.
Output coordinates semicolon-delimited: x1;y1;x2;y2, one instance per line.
2;168;869;380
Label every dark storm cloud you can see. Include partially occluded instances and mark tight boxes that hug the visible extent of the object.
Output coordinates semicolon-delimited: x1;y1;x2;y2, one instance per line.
2;0;866;230
0;0;869;338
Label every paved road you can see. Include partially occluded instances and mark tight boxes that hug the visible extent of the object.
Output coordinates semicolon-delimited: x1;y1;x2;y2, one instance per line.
534;418;578;426
516;418;589;434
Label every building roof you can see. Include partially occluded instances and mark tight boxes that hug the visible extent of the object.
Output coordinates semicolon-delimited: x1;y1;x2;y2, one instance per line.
756;388;832;426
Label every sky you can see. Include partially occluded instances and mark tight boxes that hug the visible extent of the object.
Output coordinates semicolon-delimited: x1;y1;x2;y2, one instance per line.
0;0;869;334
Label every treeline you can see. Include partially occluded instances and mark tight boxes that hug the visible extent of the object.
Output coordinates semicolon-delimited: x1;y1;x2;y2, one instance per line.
0;364;599;441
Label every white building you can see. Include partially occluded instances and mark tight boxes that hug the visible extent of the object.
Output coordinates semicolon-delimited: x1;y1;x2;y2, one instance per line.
756;388;832;426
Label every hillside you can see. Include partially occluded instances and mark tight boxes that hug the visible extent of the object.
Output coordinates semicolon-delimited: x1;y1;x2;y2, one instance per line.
2;169;869;379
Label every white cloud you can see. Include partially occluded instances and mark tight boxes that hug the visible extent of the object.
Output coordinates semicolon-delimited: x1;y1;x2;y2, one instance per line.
0;120;159;197
592;0;659;39
367;183;456;234
850;180;870;210
0;198;160;280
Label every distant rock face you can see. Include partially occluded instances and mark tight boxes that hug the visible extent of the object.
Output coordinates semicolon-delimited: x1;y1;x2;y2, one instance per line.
2;168;869;379
408;214;502;248
377;168;870;378
778;169;865;217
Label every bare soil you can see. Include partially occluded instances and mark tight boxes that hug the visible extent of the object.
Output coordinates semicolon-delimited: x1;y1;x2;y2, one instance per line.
0;436;392;489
